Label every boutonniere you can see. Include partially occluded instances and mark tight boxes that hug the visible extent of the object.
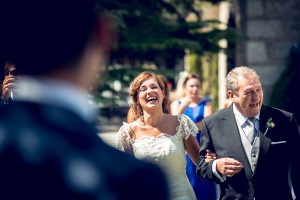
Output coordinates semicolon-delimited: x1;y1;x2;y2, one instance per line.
264;118;275;135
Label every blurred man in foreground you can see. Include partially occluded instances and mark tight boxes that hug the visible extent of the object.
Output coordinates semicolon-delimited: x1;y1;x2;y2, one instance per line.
0;0;169;199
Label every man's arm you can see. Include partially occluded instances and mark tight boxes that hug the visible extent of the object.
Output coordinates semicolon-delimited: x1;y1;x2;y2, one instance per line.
196;118;244;182
289;114;300;199
196;118;222;182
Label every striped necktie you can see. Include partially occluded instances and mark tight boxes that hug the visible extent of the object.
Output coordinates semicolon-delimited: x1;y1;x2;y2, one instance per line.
246;118;257;144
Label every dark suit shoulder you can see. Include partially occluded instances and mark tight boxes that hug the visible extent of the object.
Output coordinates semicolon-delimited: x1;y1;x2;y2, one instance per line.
204;106;232;123
262;105;295;120
0;102;169;199
94;140;169;200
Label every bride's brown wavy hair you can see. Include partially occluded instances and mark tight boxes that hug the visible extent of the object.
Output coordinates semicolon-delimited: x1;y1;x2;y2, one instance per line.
129;71;169;121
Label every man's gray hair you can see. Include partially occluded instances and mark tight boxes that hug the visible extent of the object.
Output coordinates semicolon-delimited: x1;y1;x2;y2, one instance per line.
226;66;260;93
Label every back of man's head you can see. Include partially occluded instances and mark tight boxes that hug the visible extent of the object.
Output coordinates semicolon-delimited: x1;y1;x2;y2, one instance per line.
0;0;97;75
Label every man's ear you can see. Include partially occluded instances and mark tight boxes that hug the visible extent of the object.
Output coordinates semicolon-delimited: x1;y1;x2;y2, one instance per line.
227;90;233;99
92;14;117;55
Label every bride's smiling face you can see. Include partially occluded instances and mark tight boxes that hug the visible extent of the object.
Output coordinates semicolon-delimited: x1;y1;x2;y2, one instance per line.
138;77;164;111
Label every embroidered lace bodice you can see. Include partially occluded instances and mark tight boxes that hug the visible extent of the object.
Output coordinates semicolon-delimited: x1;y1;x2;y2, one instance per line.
115;114;198;200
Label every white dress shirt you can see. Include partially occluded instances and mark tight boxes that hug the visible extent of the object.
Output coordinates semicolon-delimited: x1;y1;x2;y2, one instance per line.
212;103;260;181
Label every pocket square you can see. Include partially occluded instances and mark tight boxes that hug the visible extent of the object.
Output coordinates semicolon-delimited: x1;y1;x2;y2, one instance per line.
271;141;286;145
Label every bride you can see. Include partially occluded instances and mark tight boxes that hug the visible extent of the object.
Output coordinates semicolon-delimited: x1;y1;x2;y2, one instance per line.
115;71;215;200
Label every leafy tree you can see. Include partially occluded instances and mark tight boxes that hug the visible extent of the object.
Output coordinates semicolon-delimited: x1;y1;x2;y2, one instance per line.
95;0;233;116
97;0;232;68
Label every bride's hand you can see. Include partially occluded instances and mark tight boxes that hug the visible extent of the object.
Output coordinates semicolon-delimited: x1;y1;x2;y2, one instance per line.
205;149;217;162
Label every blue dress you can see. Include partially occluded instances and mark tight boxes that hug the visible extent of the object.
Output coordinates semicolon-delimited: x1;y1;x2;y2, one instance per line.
179;98;217;200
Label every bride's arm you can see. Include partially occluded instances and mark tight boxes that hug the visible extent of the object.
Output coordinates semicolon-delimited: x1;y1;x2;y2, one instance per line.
114;123;131;152
181;114;216;165
184;136;200;165
184;138;217;165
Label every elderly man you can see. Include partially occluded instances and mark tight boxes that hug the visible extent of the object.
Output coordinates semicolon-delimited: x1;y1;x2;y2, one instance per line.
197;66;299;200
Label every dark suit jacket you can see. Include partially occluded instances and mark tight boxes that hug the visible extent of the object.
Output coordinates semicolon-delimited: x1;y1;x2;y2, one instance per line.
0;101;169;200
197;104;300;200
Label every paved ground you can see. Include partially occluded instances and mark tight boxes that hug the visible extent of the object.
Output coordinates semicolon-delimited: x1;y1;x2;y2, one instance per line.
97;116;124;147
98;131;116;147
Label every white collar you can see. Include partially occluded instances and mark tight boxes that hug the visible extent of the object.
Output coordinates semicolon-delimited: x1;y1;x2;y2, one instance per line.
14;76;98;123
232;103;260;127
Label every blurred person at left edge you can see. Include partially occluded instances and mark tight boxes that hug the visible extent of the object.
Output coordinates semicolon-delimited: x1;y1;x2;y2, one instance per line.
0;0;169;200
1;61;17;104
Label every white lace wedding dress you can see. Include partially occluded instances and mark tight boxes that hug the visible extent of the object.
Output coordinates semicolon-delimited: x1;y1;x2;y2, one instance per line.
115;114;197;200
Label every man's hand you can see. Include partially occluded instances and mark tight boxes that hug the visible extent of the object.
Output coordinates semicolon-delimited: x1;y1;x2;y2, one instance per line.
205;149;217;162
216;157;244;177
195;121;203;131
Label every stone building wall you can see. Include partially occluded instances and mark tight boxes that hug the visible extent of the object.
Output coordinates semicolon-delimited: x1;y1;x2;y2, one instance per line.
234;0;300;103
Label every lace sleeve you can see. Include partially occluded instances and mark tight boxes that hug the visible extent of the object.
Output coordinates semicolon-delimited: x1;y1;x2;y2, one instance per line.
114;122;134;154
179;114;199;140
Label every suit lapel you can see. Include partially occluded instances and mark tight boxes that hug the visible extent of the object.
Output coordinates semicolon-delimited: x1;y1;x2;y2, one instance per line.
219;105;273;177
221;106;253;178
259;106;268;134
257;105;272;163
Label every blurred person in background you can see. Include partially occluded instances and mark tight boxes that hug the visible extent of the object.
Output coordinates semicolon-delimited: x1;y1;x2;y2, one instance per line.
0;0;169;199
1;61;17;104
170;73;216;200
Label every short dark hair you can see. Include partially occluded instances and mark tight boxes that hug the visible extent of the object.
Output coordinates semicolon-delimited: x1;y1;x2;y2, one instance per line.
0;0;97;75
4;61;16;76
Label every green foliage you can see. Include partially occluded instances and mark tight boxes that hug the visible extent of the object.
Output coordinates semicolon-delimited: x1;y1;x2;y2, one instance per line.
95;0;231;115
188;53;219;108
97;0;231;66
